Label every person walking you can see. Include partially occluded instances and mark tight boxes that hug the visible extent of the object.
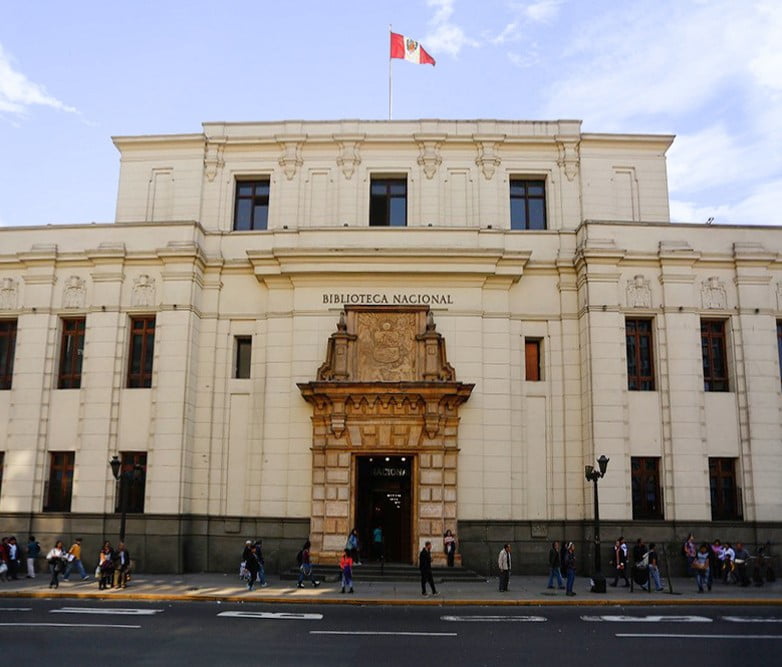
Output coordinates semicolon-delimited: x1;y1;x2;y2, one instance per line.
610;538;629;587
46;540;66;589
683;533;696;575
253;539;268;587
419;541;438;596
97;541;115;590
564;541;577;596
498;543;512;592
642;542;664;592
296;540;320;588
693;543;711;593
443;529;457;567
26;535;40;579
244;544;261;591
340;548;354;594
546;540;565;590
63;537;89;581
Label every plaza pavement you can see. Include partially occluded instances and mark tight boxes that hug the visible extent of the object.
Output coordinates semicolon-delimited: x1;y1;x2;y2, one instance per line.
1;572;780;606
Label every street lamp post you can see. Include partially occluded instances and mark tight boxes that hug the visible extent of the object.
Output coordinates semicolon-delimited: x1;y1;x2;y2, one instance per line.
109;455;143;543
585;454;610;593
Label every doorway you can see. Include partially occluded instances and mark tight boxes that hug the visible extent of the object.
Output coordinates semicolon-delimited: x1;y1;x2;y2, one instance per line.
355;455;413;563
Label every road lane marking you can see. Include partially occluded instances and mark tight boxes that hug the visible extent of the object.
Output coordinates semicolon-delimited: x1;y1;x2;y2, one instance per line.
0;623;140;629
616;633;782;640
442;615;546;622
51;607;163;616
218;611;323;620
0;608;32;612
582;615;712;623
723;616;782;623
310;631;457;637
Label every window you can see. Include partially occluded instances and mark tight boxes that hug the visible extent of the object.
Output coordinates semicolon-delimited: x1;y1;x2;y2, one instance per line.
115;452;147;514
777;321;782;389
701;319;728;391
234;336;252;379
234;179;270;231
127;316;155;388
626;318;655;390
631;457;663;519
510;179;546;230
370;178;407;227
44;451;74;512
709;457;742;521
58;317;85;389
0;319;17;390
525;339;541;381
0;451;4;500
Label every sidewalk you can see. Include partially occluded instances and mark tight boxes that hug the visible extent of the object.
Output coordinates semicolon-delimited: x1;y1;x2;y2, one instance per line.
1;573;780;606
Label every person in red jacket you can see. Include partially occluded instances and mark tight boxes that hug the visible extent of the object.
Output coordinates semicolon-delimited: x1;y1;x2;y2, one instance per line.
340;549;354;594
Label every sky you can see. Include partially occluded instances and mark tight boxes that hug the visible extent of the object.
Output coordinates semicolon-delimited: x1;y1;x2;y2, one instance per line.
1;0;780;228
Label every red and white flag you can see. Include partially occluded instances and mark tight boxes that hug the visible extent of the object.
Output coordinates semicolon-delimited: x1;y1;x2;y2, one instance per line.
390;32;436;66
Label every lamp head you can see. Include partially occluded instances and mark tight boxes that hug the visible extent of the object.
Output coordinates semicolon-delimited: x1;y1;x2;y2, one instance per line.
109;455;121;480
597;455;610;476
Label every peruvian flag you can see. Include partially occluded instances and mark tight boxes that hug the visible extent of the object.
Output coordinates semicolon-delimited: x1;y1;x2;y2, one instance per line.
390;32;436;66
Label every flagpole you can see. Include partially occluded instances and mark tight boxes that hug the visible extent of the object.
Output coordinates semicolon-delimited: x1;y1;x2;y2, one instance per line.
388;24;393;120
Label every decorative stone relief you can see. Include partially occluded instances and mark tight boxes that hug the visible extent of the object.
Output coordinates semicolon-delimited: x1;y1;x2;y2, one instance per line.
474;136;504;180
626;274;652;308
62;275;86;309
0;277;18;310
335;137;362;180
277;138;304;181
357;311;418;382
416;138;443;180
204;140;225;182
701;276;727;310
132;274;156;307
556;139;580;181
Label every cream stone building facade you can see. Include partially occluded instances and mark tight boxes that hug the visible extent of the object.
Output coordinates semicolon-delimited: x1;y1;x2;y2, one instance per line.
0;119;780;574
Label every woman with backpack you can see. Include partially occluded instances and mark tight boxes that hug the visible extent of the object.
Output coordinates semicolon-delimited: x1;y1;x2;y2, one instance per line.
296;540;320;589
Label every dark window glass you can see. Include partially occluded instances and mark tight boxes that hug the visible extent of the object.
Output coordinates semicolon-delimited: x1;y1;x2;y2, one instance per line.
777;321;782;389
115;452;147;514
626;318;655;390
510;179;547;230
0;451;4;500
701;319;728;391
235;336;252;379
127;316;155;388
58;317;85;389
709;457;742;521
0;319;17;390
631;457;663;519
44;451;74;512
370;178;407;227
525;339;541;381
234;180;270;231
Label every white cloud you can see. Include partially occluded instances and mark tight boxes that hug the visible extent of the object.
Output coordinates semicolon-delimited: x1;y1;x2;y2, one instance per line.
491;22;519;46
0;43;77;116
524;0;563;23
424;0;480;58
671;178;782;226
427;0;456;24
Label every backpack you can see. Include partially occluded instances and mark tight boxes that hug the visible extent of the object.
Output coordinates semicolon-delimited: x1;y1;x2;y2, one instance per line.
296;549;303;566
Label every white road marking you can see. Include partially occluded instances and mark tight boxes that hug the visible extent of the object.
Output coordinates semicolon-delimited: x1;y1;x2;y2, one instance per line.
51;607;163;616
616;633;782;640
581;615;712;623
218;611;323;620
0;623;140;629
441;615;546;622
0;608;32;612
723;616;782;623
311;631;457;637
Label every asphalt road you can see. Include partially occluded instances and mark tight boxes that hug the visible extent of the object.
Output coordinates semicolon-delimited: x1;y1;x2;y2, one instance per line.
1;600;780;666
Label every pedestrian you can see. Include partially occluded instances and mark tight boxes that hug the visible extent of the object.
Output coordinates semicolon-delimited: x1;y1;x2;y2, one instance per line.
610;538;629;587
693;543;711;593
546;540;565;590
244;544;261;591
683;533;696;575
346;529;361;565
498;543;512;592
46;540;66;589
733;542;750;587
63;537;89;581
253;539;268;587
26;535;40;578
642;542;664;592
296;540;320;588
632;538;646;565
0;538;9;581
340;548;354;593
5;536;20;580
372;525;384;562
112;542;131;589
419;540;438;596
564;541;577;596
443;529;456;567
98;541;115;590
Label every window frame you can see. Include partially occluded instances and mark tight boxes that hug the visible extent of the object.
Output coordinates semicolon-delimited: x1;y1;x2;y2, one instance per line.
234;336;252;379
509;178;547;230
0;319;17;390
709;457;742;521
777;320;782;390
0;451;4;501
701;318;729;392
369;177;407;227
233;178;271;231
127;315;156;389
631;456;663;520
524;338;542;382
626;318;655;391
44;451;75;512
58;317;86;389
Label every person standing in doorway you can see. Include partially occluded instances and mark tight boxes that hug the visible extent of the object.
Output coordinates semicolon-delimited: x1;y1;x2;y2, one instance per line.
546;540;565;590
565;541;577;596
419;541;438;596
63;537;89;581
372;525;383;562
443;529;456;567
498;543;512;592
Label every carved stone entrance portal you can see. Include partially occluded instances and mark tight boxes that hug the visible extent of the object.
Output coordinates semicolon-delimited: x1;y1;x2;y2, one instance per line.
298;306;473;564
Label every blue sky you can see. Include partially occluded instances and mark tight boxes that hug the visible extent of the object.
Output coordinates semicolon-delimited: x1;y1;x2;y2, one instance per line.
1;0;780;227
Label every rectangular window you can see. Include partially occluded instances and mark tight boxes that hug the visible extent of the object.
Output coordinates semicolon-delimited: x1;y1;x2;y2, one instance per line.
234;179;270;231
709;457;742;521
44;451;74;512
510;179;547;230
524;339;541;381
127;316;155;388
370;178;407;227
0;319;17;390
631;457;663;519
234;336;252;379
777;321;782;389
115;452;147;514
701;319;728;391
626;318;655;390
58;317;86;389
0;451;4;500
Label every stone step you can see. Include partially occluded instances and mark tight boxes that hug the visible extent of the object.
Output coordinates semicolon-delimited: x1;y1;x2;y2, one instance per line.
280;563;485;583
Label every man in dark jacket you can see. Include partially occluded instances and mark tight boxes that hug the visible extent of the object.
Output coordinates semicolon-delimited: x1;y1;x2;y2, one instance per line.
112;542;131;589
419;541;438;596
547;540;564;589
